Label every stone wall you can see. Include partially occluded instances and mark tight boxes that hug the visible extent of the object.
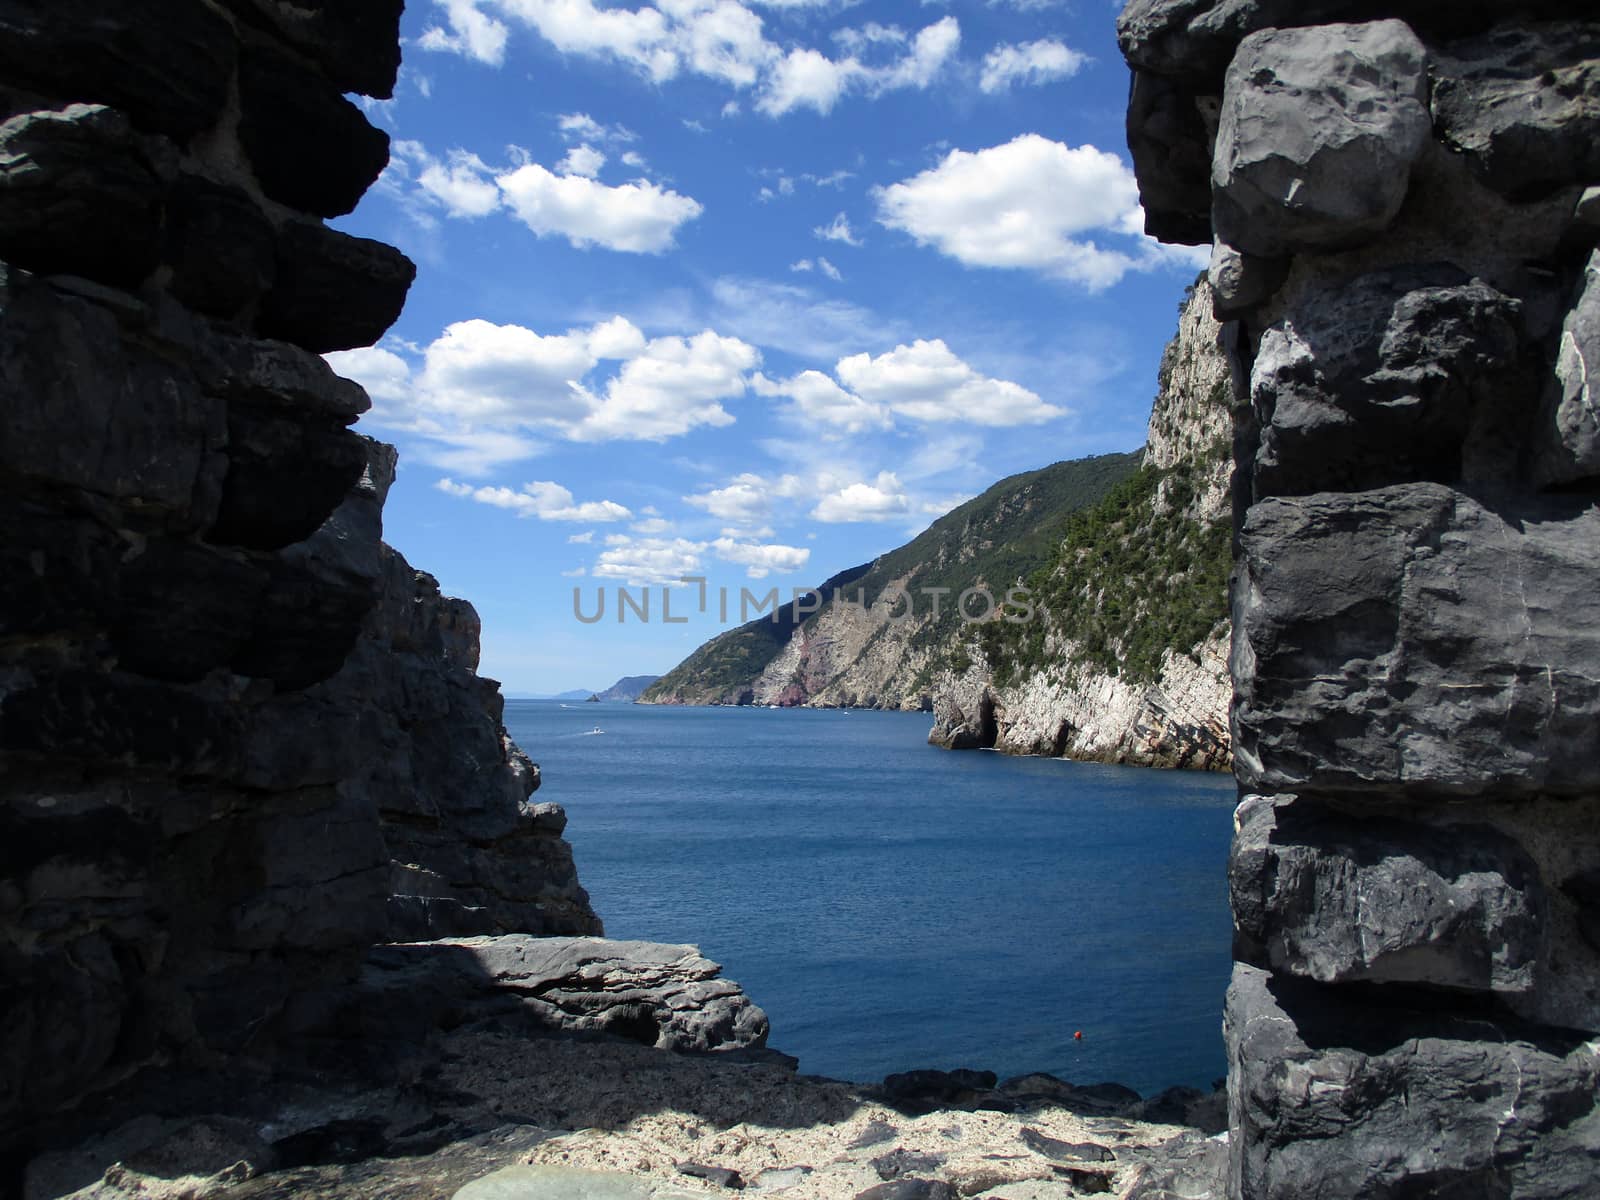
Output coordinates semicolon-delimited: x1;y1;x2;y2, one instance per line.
0;0;599;1165
1120;2;1600;1194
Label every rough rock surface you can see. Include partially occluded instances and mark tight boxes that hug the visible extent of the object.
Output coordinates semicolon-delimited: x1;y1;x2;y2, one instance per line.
926;278;1234;771
1212;21;1431;257
362;938;772;1054
647;283;1232;779
1539;249;1600;487
1122;2;1600;1194
23;1034;1227;1200
1431;23;1600;199
0;0;604;1179
928;630;1230;770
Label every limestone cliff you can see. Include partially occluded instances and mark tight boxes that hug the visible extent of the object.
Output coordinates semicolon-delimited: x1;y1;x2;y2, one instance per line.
1120;1;1600;1194
0;0;618;1169
641;453;1142;709
928;277;1234;769
647;282;1233;771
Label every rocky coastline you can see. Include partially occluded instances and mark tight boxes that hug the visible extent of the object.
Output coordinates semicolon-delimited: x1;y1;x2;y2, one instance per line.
644;279;1235;774
0;3;1237;1199
7;0;1598;1198
925;278;1233;772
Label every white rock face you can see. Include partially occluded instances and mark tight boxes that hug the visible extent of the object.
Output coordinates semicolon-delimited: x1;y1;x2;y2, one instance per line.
651;282;1234;771
927;279;1235;771
929;630;1231;770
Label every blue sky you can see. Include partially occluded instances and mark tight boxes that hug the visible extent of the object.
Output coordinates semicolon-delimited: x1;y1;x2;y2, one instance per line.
326;0;1207;694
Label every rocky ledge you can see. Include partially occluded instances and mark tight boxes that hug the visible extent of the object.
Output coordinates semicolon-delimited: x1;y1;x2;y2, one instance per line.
26;1035;1229;1200
0;0;610;1176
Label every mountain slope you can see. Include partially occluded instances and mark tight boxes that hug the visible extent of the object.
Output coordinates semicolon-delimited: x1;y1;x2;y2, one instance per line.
644;277;1234;770
930;276;1233;768
598;674;661;702
640;453;1141;708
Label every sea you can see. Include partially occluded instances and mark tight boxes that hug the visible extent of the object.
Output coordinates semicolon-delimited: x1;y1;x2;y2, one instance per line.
502;699;1239;1097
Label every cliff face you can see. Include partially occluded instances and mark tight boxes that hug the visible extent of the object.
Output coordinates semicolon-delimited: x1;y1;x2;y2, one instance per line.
1121;2;1600;1194
0;0;600;1160
647;284;1234;772
928;278;1234;770
641;454;1142;710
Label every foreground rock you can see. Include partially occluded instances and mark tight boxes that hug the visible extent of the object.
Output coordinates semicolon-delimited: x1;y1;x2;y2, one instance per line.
1121;1;1600;1194
26;1033;1228;1200
0;0;597;1167
361;937;772;1054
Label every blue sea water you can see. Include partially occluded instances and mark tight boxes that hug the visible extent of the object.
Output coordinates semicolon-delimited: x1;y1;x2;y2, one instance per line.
503;699;1239;1097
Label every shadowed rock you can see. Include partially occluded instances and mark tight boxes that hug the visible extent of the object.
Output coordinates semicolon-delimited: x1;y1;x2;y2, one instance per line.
1230;795;1545;992
1432;23;1600;199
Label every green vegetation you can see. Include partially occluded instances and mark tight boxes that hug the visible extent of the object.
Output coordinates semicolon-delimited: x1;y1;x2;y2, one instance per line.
641;453;1141;703
977;445;1231;689
847;451;1141;645
640;561;871;701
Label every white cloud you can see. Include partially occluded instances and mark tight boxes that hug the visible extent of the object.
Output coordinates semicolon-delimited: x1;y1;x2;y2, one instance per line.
833;22;907;54
324;345;413;412
708;276;907;361
593;535;706;586
979;38;1087;93
755;18;957;114
758;174;796;202
519;0;679;80
568;530;596;543
759;46;859;115
558;112;637;145
753;369;891;434
497;163;702;252
875;134;1150;290
418;0;510;65
789;258;814;272
836;339;1064;426
813;212;863;246
816;256;842;281
811;472;910;523
710;536;810;578
557;143;606;178
412;146;502;216
387;137;700;253
436;478;632;521
409;427;545;475
921;492;977;514
876;16;959;90
422;2;959;118
327;316;761;468
573;330;759;441
415;318;604;425
583;530;807;584
682;0;777;86
684;472;772;524
561;565;588;576
631;516;673;534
